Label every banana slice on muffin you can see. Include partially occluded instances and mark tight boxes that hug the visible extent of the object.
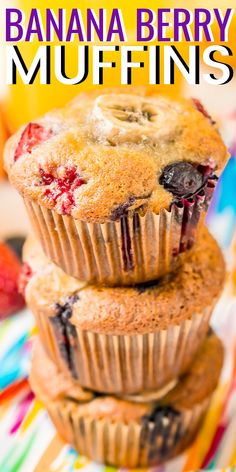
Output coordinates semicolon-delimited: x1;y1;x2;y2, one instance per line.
90;93;182;145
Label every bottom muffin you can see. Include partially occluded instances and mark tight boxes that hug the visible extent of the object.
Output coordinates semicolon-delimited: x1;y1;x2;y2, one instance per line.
30;331;223;468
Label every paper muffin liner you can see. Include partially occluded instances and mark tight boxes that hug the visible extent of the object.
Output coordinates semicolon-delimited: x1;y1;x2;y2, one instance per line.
46;396;210;467
33;303;213;394
23;179;215;285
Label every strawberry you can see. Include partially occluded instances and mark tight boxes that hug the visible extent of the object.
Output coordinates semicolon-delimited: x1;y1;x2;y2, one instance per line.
0;243;25;319
14;123;53;162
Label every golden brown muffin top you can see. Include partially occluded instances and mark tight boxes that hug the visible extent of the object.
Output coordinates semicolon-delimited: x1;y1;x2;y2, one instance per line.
24;226;225;335
4;87;228;223
30;332;223;423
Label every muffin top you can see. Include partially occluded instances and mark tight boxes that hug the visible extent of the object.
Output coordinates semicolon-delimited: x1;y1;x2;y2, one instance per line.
23;226;225;335
30;332;223;422
5;87;228;223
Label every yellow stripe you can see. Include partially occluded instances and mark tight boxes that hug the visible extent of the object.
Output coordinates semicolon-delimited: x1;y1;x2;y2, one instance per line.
30;326;38;336
182;384;228;471
21;399;44;432
229;445;236;466
34;434;65;472
74;456;90;469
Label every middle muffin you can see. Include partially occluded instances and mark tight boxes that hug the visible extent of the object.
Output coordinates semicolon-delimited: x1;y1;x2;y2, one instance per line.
22;226;225;394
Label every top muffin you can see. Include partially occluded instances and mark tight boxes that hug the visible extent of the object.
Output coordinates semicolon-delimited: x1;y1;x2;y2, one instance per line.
4;87;228;223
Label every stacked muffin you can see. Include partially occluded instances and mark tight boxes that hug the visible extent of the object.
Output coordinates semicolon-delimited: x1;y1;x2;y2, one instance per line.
4;88;228;467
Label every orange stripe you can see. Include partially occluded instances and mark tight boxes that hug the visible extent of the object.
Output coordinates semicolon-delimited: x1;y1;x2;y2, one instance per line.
34;434;65;472
229;446;236;466
182;384;227;471
0;378;29;403
232;344;236;377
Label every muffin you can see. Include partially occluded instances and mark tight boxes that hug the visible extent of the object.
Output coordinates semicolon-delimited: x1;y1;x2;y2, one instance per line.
5;87;228;285
30;332;224;468
22;226;225;394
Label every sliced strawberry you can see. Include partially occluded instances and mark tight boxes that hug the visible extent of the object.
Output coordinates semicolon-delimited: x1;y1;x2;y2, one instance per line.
0;243;25;319
14;123;53;162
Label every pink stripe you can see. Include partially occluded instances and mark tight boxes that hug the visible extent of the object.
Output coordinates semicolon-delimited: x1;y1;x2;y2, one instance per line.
9;391;34;434
201;423;227;468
